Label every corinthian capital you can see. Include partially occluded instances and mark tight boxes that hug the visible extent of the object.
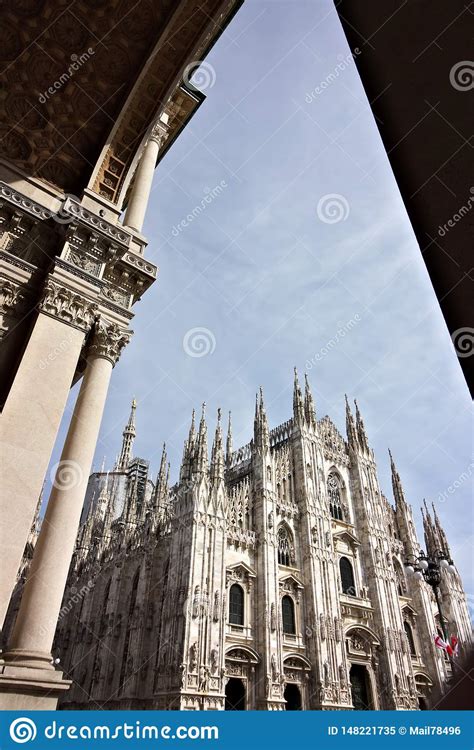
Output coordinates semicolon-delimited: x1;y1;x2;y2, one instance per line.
88;318;133;366
149;120;168;147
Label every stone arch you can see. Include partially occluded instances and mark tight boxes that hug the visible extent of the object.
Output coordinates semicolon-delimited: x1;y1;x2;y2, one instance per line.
414;671;433;709
224;646;260;710
225;645;260;664
345;625;380;710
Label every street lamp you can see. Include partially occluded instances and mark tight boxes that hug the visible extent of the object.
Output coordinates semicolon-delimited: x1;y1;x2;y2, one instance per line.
404;549;456;669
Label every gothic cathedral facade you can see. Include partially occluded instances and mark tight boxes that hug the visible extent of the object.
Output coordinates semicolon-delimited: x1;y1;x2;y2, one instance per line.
48;372;471;710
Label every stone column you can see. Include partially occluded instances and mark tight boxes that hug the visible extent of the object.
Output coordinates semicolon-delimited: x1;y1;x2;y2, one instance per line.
1;319;130;696
0;278;96;629
124;116;168;233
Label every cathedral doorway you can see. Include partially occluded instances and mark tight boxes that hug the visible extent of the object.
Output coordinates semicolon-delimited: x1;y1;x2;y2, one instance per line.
284;683;302;710
349;664;372;710
225;678;246;710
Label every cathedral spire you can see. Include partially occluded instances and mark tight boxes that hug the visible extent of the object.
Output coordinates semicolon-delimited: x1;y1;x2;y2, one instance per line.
432;502;451;557
157;443;168;490
293;367;305;425
153;443;169;513
195;402;208;473
95;480;112;527
188;408;196;453
389;449;406;507
304;373;317;428
422;499;436;557
31;487;43;535
116;398;137;469
123;473;141;527
226;411;233;468
354;399;369;452
253;387;269;452
211;408;225;483
345;395;357;446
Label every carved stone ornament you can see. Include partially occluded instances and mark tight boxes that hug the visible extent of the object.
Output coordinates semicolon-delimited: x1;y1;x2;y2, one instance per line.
88;318;132;366
270;602;276;631
38;279;97;332
149;121;168;147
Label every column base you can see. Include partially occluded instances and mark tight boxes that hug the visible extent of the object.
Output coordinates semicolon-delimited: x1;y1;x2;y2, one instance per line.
0;656;71;710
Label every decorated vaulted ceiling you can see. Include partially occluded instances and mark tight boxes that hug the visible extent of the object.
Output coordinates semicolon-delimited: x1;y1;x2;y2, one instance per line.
0;0;241;203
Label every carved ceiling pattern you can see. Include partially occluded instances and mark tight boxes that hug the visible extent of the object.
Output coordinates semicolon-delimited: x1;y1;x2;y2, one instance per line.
0;0;239;201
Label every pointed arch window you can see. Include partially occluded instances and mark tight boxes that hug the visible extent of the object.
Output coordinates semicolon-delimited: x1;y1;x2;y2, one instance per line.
282;595;296;634
340;556;356;595
277;525;295;567
393;558;407;596
229;584;244;625
327;472;345;521
404;621;416;656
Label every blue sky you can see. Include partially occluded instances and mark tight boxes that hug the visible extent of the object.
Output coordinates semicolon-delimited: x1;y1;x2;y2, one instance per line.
51;0;473;608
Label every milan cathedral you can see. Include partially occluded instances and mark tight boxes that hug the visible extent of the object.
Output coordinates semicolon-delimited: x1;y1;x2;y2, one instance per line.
24;372;470;710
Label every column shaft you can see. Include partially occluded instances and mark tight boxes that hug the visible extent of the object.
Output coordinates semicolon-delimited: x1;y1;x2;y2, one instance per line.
6;353;113;666
124;136;160;232
0;313;85;628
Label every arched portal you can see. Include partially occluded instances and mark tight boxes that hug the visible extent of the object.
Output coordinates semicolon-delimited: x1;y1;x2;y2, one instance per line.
284;683;302;710
225;678;246;710
349;664;372;710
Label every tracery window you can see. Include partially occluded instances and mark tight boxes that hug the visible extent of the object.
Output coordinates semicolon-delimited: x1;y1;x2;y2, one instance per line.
404;621;416;656
277;525;295;566
229;584;244;625
327;472;344;521
282;595;296;634
340;556;356;595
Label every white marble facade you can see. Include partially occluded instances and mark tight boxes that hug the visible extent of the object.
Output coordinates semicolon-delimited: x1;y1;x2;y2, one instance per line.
50;373;472;710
